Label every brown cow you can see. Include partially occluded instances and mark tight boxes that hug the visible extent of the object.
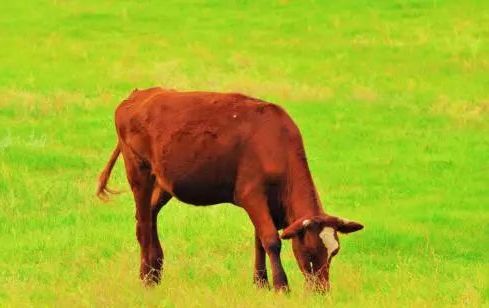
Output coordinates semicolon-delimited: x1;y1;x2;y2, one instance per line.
97;87;363;292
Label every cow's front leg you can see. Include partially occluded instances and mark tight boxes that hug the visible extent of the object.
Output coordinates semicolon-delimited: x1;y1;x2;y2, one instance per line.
241;192;289;292
261;232;288;292
253;234;269;288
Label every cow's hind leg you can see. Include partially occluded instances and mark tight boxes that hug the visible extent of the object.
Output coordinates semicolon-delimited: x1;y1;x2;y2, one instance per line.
121;151;156;285
253;234;269;288
150;187;172;283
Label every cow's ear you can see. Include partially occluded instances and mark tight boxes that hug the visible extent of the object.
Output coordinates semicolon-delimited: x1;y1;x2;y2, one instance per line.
317;215;364;234
336;218;364;234
281;218;314;239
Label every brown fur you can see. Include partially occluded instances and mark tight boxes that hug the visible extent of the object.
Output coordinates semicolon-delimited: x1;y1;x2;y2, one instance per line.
97;87;363;291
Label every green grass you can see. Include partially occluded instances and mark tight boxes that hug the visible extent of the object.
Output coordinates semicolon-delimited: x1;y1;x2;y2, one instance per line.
1;0;488;306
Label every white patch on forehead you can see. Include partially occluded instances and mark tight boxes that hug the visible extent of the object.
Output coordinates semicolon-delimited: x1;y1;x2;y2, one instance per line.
319;227;339;260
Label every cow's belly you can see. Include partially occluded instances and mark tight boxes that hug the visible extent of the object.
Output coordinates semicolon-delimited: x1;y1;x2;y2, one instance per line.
171;179;235;205
163;161;237;205
157;146;240;205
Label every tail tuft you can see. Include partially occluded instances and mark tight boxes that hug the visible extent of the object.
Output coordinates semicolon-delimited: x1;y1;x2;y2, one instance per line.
96;143;121;201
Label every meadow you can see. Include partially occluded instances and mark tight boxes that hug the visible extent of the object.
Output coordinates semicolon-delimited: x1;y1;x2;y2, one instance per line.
1;1;488;306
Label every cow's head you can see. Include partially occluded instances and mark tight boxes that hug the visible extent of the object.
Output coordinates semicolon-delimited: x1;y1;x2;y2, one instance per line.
281;215;363;291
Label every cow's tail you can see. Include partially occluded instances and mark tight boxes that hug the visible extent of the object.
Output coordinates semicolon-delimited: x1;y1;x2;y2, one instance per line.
96;142;121;201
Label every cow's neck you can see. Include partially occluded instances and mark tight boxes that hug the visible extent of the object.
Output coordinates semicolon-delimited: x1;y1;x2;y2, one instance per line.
283;146;324;225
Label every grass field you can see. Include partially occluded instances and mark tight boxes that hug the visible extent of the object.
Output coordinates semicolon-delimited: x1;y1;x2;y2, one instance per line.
1;1;488;307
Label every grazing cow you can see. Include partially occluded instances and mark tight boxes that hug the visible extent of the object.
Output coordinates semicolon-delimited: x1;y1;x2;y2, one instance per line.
97;87;363;292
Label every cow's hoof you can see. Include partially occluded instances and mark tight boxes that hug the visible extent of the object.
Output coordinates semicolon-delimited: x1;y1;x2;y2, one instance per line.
274;284;290;293
141;270;161;287
253;277;270;289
